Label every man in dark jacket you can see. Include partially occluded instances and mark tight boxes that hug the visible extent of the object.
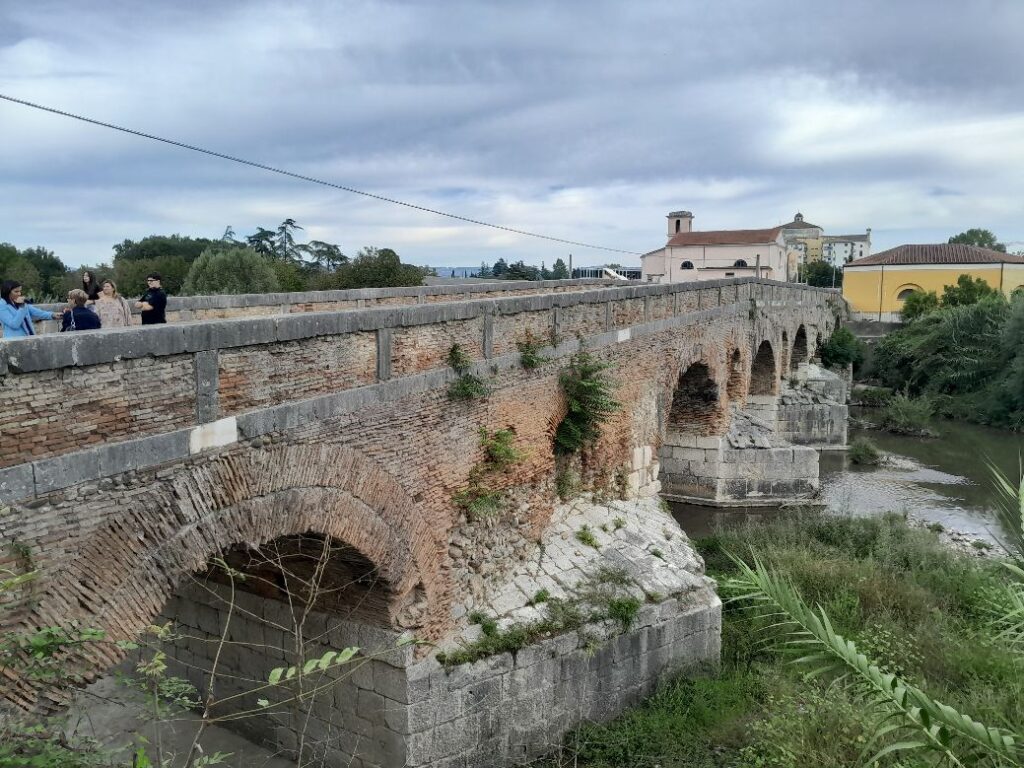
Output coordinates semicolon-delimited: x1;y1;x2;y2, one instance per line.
136;272;167;325
61;289;102;332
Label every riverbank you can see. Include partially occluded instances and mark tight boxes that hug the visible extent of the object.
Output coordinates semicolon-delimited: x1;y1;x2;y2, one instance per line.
532;511;1024;767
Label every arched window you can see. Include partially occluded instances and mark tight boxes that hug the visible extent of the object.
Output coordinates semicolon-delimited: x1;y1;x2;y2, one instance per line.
734;259;748;268
897;288;917;301
675;219;681;233
681;260;694;270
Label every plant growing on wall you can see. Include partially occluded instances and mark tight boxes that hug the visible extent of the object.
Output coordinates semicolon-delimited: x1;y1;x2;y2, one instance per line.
516;330;549;370
453;427;526;520
554;351;620;455
446;343;489;400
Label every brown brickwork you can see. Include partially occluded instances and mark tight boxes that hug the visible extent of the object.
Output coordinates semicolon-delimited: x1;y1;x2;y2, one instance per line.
0;355;196;468
392;318;485;376
0;279;844;711
217;333;377;416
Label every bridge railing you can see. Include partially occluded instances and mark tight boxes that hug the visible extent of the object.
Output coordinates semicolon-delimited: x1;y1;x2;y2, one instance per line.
0;278;842;503
27;278;618;334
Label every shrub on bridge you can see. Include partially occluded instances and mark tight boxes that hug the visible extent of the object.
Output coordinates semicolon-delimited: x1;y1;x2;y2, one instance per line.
554;351;620;455
819;327;864;371
181;246;281;295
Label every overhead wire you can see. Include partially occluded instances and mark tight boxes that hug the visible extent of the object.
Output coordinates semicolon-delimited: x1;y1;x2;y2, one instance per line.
0;93;642;256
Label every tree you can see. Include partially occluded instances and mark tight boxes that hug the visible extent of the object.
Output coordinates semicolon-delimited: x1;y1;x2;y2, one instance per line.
819;327;864;370
477;262;492;279
331;247;427;289
245;227;277;258
948;228;1006;252
181;247;281;295
113;234;215;262
551;258;570;280
803;260;842;288
304;240;348;271
491;258;508;278
941;273;1000;307
505;260;540;281
900;290;940;322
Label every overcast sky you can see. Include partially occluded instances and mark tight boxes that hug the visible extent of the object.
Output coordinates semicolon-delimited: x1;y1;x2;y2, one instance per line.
2;0;1023;269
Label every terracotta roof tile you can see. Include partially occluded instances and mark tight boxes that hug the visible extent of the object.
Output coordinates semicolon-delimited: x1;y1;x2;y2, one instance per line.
847;244;1024;267
666;227;783;247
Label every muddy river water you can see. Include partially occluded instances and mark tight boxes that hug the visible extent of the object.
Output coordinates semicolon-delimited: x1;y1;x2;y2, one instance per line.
672;413;1024;545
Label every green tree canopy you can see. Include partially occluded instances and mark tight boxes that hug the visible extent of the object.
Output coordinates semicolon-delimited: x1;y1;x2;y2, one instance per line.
819;327;864;370
551;258;570;280
941;273;1000;307
948;228;1006;252
181;247;281;295
330;247;427;289
900;290;940;322
803;260;842;288
113;234;217;262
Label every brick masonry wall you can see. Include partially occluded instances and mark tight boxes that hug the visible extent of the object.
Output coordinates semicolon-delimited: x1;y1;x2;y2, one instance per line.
0;279;842;711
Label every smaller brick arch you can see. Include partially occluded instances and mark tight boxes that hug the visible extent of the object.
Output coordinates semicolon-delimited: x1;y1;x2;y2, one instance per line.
790;325;809;372
667;361;726;437
725;349;745;402
895;284;923;302
749;340;777;396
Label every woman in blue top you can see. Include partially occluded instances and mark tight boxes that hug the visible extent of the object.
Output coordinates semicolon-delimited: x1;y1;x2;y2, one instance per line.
0;280;64;338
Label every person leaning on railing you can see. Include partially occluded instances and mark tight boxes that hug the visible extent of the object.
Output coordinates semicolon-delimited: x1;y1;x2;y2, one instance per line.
60;289;102;332
0;279;66;338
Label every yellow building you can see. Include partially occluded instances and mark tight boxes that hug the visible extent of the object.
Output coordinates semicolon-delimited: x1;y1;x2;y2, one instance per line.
843;244;1024;321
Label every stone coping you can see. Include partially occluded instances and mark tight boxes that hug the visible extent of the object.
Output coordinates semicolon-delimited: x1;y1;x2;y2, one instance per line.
30;278;617;313
1;278;839;375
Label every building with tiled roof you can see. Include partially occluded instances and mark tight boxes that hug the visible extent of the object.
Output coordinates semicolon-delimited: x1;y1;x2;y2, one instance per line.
641;211;791;283
843;244;1024;321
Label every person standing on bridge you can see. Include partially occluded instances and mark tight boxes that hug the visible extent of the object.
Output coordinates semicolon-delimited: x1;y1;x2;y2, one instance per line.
136;273;167;325
94;279;133;328
0;280;65;338
60;289;102;332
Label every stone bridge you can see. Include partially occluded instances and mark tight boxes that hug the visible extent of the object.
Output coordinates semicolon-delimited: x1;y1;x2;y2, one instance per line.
0;277;846;767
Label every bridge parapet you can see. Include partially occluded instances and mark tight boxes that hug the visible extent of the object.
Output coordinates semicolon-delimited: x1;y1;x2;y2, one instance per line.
0;279;842;504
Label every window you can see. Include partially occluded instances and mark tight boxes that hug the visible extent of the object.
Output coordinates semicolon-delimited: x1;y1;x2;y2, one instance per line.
681;260;694;270
675;219;681;233
733;259;748;268
896;286;922;301
725;272;735;277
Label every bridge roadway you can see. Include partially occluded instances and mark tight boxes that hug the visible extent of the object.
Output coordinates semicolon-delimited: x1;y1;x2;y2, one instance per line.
0;277;844;766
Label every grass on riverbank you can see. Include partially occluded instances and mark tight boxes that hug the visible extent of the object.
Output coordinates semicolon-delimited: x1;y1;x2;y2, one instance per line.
535;512;1023;767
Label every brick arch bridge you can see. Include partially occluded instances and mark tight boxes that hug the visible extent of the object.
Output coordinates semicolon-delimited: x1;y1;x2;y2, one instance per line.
0;277;845;764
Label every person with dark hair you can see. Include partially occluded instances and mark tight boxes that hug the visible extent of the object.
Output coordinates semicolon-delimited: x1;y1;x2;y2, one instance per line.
61;289;102;332
136;273;167;325
0;280;64;338
81;270;101;302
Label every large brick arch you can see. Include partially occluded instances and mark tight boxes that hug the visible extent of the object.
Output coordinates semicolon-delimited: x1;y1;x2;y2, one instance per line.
17;443;440;708
665;360;728;437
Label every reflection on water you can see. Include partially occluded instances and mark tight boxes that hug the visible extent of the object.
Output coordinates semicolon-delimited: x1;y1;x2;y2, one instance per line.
672;414;1024;542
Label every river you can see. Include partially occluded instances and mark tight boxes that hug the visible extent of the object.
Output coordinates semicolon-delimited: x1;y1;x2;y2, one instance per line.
671;413;1024;546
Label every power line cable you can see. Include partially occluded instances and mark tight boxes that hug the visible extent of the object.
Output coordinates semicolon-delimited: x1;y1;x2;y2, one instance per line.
0;93;642;256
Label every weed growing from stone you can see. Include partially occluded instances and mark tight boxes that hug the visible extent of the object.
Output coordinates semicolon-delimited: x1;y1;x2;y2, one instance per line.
553;350;620;455
651;548;665;561
927;522;945;533
612;516;626;531
614;466;630;499
446;343;489;401
555;465;580;501
575;525;599;549
529;589;551;606
436;569;646;668
516;330;549;370
606;597;642;631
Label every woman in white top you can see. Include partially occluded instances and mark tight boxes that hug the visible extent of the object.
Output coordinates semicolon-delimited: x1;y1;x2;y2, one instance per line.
93;279;133;328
